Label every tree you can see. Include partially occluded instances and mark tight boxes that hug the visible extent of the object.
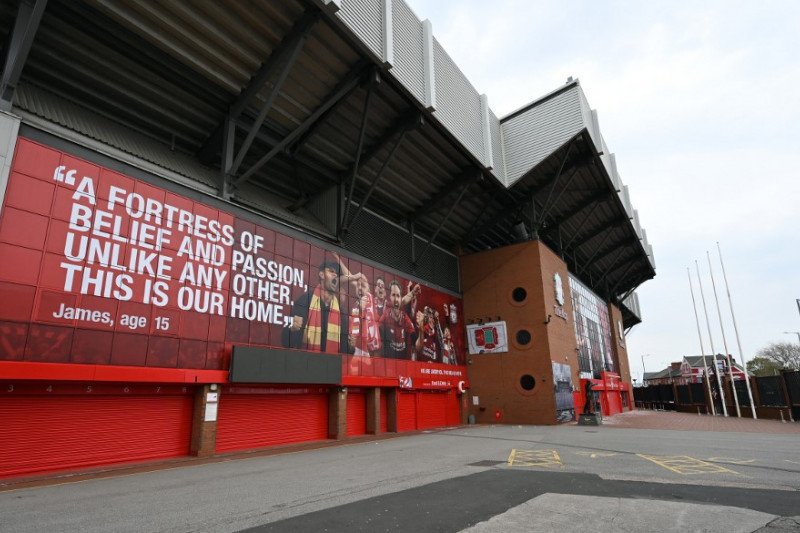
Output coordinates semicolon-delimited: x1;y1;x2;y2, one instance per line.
746;356;784;377
749;342;800;376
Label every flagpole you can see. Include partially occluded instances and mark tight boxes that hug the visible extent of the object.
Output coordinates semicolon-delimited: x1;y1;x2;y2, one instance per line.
696;260;728;416
717;242;757;419
707;251;741;417
688;267;715;415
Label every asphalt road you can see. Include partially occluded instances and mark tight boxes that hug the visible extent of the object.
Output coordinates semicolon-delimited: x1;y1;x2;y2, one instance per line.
1;420;799;532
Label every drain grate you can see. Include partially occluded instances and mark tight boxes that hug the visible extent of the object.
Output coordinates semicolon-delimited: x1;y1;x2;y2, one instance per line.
468;460;506;467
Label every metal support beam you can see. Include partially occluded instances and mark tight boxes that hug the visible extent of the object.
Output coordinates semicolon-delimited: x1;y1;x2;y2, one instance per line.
298;110;420;210
197;10;321;161
572;216;628;250
233;62;367;187
609;260;639;295
229;31;310;176
535;140;575;228
578;229;618;271
343;123;412;233
408;169;481;222
0;0;47;111
219;116;235;199
600;246;629;280
414;178;471;266
340;72;377;239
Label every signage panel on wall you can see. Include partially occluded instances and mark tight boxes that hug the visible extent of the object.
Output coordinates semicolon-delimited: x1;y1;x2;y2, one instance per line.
0;139;466;375
466;321;508;354
552;361;575;423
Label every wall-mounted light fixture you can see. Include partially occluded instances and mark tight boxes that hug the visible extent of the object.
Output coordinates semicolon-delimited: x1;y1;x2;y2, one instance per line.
543;314;552;325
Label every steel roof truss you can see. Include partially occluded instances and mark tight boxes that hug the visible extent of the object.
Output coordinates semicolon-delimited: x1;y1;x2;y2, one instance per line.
341;72;377;239
534;140;576;232
233;61;367;187
229;28;310;177
572;216;628;250
342;122;412;234
230;10;321;121
414;177;471;266
409;169;481;222
197;9;321;161
609;260;639;295
0;0;47;111
578;230;619;271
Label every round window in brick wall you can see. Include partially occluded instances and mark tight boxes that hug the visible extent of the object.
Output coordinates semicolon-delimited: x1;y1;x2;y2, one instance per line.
512;287;527;303
520;375;536;391
516;329;532;346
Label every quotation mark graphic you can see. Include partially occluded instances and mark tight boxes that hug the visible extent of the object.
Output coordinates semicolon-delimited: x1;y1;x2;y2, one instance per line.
53;166;77;186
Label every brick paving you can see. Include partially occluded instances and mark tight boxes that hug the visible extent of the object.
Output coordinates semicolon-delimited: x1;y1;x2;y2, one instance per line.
602;409;800;434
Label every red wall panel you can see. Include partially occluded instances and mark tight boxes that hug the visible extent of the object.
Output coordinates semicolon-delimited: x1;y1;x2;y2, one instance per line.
0;137;468;388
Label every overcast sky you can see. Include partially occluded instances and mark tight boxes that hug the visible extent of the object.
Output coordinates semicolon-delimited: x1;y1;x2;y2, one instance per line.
406;0;800;379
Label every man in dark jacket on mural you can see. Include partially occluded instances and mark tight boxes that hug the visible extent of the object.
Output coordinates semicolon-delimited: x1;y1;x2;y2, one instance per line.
283;260;349;354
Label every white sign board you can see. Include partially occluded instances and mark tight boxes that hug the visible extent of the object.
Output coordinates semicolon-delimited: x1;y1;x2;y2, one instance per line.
466;321;509;354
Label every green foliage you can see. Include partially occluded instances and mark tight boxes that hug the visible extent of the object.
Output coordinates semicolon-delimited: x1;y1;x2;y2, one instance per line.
746;356;784;377
749;342;800;376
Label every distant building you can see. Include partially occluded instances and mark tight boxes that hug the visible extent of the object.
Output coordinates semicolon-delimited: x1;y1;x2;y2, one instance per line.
644;355;746;386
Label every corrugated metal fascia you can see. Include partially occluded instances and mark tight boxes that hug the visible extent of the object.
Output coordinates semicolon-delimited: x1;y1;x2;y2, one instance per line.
390;0;425;103
500;85;583;186
14;82;218;190
501;79;581;122
336;0;384;60
430;37;484;165
488;109;506;183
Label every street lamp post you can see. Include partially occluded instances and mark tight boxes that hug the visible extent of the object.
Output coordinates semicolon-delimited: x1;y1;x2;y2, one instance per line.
783;331;800;344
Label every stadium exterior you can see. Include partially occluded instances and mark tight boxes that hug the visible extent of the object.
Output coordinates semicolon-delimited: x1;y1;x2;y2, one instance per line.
0;0;655;478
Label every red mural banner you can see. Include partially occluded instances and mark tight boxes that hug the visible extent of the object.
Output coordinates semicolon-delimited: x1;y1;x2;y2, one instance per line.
0;138;466;380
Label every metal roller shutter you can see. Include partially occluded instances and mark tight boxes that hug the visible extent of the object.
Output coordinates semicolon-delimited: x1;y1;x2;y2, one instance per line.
346;391;366;437
0;394;192;478
417;391;448;430
397;391;417;432
380;390;388;433
215;393;329;453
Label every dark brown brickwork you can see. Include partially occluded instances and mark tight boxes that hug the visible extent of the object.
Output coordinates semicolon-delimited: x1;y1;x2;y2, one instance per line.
608;303;632;387
328;387;347;439
366;387;380;434
190;384;219;458
461;240;579;425
385;388;398;432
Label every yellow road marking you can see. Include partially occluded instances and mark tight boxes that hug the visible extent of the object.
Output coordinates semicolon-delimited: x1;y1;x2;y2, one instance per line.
638;454;739;475
575;451;618;458
508;449;562;468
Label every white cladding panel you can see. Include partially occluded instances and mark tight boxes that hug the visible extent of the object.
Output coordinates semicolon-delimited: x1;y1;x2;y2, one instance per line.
431;37;484;166
489;109;506;182
338;0;384;59
391;0;425;102
500;85;583;186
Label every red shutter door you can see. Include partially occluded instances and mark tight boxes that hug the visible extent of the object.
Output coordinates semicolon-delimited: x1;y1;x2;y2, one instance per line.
445;390;461;426
397;391;416;432
0;394;192;478
417;391;448;430
380;390;389;433
215;393;329;453
346;391;366;437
